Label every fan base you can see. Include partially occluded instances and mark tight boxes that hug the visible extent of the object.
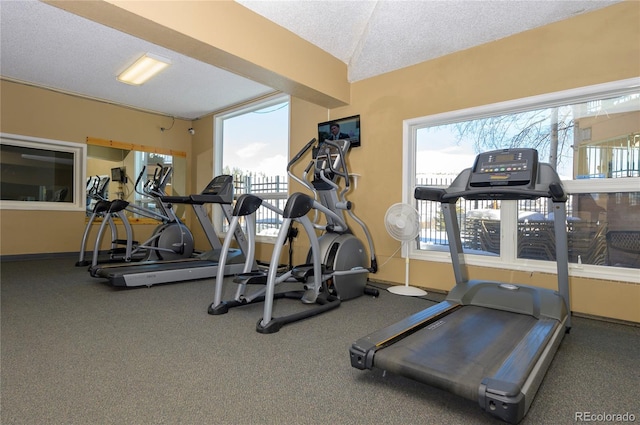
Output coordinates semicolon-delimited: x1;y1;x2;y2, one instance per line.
387;285;427;296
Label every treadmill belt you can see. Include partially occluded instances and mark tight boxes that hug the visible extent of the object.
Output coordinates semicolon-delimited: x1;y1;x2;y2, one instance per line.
373;305;537;401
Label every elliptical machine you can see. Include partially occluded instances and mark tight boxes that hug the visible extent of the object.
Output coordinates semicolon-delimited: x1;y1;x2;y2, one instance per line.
208;138;378;333
76;175;115;266
82;165;194;267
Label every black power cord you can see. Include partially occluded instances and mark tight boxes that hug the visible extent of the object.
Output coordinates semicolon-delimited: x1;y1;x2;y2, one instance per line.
286;225;298;270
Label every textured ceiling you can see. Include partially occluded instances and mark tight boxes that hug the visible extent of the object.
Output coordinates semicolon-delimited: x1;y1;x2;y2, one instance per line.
0;0;622;120
238;0;621;82
0;0;275;120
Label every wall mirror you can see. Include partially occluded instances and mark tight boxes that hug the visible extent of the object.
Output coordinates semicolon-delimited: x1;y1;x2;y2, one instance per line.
86;137;187;222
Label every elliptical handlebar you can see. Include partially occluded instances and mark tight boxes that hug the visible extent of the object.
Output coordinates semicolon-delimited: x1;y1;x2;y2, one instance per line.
134;164;173;198
87;175;109;201
126;164;177;223
134;165;148;197
315;139;351;194
288;138;318;194
147;164;173;197
318;139;351;187
287;138;317;172
288;138;353;194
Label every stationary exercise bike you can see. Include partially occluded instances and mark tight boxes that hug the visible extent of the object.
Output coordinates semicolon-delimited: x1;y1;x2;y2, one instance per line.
208;138;378;333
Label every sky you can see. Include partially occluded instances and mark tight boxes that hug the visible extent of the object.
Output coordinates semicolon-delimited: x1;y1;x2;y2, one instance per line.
416;121;575;180
416;126;477;178
222;101;290;177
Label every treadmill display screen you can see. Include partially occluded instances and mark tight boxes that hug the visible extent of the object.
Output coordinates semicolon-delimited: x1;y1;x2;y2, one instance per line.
469;149;538;187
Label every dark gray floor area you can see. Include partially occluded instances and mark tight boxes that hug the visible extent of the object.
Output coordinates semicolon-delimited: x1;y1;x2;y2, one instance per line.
1;256;638;424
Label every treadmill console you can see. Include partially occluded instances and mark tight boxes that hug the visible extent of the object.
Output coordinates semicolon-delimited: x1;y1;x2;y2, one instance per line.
469;148;538;188
200;175;234;201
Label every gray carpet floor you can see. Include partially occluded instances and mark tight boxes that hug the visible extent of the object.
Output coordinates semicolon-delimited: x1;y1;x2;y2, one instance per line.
1;256;638;425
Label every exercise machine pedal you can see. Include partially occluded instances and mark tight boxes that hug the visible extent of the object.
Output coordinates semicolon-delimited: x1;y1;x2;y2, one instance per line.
290;263;332;281
233;271;268;285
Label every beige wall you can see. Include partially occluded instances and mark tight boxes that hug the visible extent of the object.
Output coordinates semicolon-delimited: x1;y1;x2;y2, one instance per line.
0;80;196;253
324;1;640;322
1;2;638;322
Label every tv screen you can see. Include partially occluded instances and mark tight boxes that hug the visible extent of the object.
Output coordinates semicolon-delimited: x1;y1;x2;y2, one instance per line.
318;115;360;148
111;167;125;183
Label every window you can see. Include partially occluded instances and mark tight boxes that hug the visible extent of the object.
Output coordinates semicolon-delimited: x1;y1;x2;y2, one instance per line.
214;94;290;238
0;133;86;211
405;78;640;282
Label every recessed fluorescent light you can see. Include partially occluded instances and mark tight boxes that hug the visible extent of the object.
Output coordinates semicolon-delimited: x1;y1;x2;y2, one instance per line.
117;53;171;85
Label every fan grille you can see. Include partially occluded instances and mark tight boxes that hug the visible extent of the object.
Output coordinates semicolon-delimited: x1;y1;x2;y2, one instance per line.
384;203;420;241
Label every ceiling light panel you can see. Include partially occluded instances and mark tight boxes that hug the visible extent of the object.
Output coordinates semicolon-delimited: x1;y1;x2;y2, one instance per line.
117;53;171;85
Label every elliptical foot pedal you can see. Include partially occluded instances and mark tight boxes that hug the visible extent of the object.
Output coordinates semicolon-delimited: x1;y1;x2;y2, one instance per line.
291;264;331;281
291;264;313;280
113;239;138;246
108;247;128;256
233;271;268;285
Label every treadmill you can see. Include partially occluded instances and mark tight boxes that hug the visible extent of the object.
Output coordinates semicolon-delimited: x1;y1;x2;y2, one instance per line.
350;148;570;424
89;175;254;287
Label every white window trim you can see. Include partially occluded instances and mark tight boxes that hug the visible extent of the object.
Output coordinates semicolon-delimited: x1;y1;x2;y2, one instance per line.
403;78;640;284
0;133;86;212
213;93;290;242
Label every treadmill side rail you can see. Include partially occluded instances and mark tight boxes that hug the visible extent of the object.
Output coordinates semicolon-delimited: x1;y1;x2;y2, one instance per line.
479;316;567;424
350;301;460;369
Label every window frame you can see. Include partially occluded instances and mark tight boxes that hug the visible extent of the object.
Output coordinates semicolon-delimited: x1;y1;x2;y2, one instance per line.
403;78;640;284
0;132;86;212
213;93;290;241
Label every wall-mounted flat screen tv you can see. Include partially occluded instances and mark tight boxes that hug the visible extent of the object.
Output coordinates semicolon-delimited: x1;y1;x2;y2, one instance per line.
111;167;126;183
318;115;360;147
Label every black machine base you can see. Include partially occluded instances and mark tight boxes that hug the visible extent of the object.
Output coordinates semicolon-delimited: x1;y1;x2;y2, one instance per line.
255;291;340;334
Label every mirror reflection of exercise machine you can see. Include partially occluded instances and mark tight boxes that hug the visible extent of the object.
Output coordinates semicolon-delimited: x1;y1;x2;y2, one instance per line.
80;165;195;268
209;138;378;333
84;138;188;221
76;175;113;266
89;175;253;287
350;148;571;424
77;166;190;267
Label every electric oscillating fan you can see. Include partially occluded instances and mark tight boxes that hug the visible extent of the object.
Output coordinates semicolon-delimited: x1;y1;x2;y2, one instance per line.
384;203;428;296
